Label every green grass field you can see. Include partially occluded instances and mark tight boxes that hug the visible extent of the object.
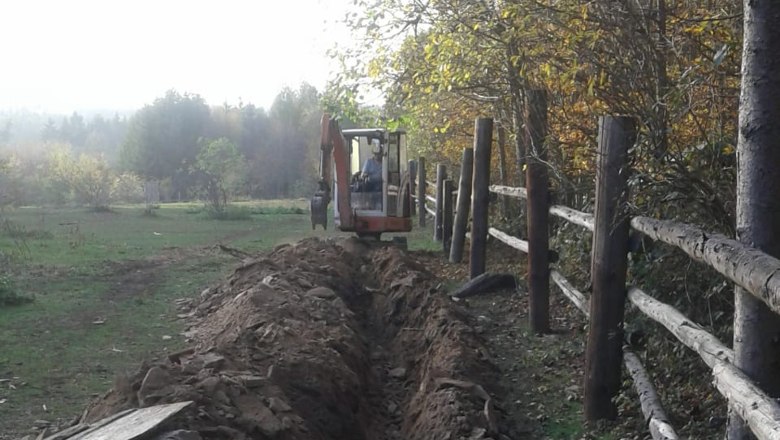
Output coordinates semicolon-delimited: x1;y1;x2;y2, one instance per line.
0;200;436;437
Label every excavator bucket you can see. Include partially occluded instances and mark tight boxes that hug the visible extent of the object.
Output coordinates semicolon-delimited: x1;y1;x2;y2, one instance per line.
310;193;328;230
310;177;331;230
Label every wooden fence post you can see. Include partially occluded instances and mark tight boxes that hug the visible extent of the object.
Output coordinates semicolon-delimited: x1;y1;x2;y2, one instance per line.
469;118;493;279
525;89;550;334
450;148;474;263
584;115;636;421
418;157;426;227
409;159;417;216
443;179;455;253
434;164;447;242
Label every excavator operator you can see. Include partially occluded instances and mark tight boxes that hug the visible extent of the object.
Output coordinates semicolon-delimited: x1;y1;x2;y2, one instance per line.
361;139;383;192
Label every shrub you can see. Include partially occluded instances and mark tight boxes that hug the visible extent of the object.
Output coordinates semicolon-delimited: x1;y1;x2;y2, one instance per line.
0;275;32;307
250;206;306;215
1;219;53;240
205;205;252;221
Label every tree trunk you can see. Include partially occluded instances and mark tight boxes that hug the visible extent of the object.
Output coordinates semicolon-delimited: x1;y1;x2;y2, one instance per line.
653;0;669;157
496;125;511;218
728;2;780;438
506;42;526;186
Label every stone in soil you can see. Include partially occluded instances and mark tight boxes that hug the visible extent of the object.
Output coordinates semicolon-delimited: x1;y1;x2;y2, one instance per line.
60;238;515;440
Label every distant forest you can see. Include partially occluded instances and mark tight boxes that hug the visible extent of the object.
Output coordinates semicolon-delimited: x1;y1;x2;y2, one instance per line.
0;84;322;208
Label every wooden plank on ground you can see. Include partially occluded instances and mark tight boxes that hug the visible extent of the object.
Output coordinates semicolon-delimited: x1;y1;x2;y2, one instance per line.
70;401;193;440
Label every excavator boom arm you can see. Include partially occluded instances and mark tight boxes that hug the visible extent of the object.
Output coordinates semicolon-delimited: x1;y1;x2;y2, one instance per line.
310;114;352;230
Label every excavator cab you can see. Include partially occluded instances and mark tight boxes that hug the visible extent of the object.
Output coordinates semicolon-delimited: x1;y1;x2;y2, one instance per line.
310;115;413;238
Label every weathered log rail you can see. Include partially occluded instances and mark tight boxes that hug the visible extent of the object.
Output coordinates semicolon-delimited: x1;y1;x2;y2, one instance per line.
417;117;780;439
631;216;780;316
487;181;780;438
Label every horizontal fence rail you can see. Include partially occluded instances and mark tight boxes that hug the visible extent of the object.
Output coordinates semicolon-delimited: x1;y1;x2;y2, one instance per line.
489;185;594;231
623;351;679;440
550;270;589;315
451;176;780;438
425;111;780;438
628;286;780;439
628;287;734;366
489;184;527;199
549;205;594;231
631;216;780;316
549;270;679;439
488;227;529;253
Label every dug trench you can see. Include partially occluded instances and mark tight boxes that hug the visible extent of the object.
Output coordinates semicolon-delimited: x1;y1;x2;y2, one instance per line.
70;237;519;440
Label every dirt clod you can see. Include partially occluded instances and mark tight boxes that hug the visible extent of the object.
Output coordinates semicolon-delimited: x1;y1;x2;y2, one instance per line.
269;397;292;413
388;367;406;379
70;238;515;439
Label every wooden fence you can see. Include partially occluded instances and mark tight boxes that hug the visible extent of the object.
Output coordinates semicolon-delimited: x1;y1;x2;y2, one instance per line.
412;109;780;439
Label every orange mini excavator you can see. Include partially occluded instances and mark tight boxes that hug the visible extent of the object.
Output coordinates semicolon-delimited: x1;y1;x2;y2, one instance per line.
310;113;413;239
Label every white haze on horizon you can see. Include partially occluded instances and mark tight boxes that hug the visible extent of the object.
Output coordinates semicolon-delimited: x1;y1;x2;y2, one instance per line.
0;0;352;114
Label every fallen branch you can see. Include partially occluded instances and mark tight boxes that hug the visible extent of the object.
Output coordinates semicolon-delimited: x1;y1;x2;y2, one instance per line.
449;272;517;299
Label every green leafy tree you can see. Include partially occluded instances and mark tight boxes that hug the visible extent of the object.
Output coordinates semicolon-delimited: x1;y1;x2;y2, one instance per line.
48;146;114;209
194;138;246;213
111;172;144;204
0;156;10;207
121;90;210;198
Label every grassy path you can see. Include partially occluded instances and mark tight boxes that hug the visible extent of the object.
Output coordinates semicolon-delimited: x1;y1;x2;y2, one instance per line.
0;201;347;437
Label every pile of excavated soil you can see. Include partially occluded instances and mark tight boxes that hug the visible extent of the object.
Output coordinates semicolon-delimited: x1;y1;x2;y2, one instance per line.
71;238;512;440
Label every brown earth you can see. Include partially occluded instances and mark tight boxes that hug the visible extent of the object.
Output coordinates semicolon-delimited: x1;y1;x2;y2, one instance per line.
58;237;521;440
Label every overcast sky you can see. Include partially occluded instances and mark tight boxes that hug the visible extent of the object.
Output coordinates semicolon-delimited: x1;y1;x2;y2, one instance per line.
0;0;351;113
